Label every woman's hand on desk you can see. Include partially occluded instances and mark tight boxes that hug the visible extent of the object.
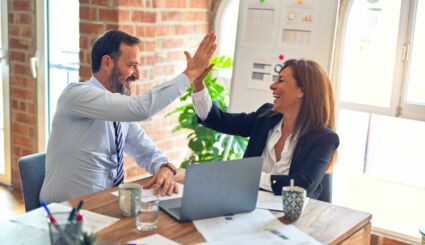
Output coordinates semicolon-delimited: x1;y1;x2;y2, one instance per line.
143;167;179;196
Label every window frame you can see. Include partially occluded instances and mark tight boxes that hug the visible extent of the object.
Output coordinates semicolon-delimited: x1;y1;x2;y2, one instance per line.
333;0;425;122
0;0;12;185
332;2;425;240
212;0;240;89
400;0;425;121
36;0;48;152
213;0;239;56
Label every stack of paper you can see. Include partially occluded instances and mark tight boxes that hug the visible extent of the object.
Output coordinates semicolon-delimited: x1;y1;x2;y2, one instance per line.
111;183;184;202
256;190;310;212
0;220;50;245
126;234;180;245
10;203;119;233
256;190;283;211
194;209;320;244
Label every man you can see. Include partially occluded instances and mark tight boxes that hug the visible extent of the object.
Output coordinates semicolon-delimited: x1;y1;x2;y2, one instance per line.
40;30;216;203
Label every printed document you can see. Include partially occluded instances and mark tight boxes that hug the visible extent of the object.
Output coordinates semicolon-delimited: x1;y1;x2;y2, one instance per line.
256;190;310;212
193;209;275;241
111;183;184;202
256;190;282;211
0;220;50;245
127;234;180;245
10;203;118;233
199;225;321;245
194;209;319;244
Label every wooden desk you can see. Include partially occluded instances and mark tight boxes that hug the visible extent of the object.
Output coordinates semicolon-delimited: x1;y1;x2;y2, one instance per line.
67;171;372;244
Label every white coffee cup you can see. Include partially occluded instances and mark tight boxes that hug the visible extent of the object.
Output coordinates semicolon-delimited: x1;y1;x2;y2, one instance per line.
119;183;141;217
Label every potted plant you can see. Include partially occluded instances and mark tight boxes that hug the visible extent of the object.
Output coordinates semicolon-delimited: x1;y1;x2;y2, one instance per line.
168;55;248;168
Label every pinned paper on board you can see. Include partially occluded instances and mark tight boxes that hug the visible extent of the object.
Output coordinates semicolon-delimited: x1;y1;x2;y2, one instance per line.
228;0;338;113
242;0;279;46
248;54;283;91
278;0;318;49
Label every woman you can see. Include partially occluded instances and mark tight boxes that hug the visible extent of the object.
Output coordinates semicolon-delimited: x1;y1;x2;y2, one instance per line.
191;59;339;201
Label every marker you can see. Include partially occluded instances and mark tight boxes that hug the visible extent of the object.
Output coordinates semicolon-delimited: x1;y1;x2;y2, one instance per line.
76;200;84;222
76;200;84;213
40;200;57;224
76;213;84;222
41;201;76;244
67;208;76;221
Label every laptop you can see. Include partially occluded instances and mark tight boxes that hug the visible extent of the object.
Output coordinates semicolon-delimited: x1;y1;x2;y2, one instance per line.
159;157;263;222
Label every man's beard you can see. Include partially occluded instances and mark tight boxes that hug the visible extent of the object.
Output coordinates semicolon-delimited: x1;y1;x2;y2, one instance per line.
108;66;135;96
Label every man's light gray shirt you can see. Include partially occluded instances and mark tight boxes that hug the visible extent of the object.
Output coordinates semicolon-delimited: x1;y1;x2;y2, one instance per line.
40;74;190;203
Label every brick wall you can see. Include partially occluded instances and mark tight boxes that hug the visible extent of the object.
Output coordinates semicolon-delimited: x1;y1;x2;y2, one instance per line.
8;0;38;189
7;0;215;189
79;0;212;180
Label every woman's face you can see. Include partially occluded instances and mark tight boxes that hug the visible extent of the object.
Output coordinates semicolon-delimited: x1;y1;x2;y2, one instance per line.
269;67;304;114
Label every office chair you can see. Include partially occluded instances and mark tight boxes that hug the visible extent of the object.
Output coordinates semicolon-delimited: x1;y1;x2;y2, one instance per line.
18;152;46;212
318;173;333;203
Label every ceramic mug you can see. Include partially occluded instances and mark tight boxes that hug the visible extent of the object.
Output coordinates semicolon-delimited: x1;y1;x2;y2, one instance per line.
119;183;141;217
282;186;306;221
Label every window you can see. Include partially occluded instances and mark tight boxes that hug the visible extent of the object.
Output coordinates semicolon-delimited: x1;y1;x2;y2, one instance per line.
338;0;402;109
213;0;240;84
47;0;79;133
404;0;425;113
334;0;425;241
336;0;425;120
0;0;11;185
36;0;79;148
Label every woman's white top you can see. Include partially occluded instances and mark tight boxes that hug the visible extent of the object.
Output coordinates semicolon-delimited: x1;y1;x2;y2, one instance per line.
192;88;298;192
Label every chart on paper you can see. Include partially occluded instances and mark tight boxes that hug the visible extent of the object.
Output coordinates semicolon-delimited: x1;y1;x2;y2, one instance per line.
230;0;339;113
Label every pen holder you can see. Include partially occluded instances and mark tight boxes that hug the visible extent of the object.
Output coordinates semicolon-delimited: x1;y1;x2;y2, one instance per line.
48;212;83;245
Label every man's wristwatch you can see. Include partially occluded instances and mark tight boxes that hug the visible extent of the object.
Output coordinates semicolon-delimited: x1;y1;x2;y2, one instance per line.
160;163;177;175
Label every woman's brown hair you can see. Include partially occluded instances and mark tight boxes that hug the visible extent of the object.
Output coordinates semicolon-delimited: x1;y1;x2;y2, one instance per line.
281;59;336;136
265;59;337;172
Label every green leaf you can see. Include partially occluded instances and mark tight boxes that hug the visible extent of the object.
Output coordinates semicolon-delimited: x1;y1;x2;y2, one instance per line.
80;231;96;245
170;55;248;165
224;57;232;67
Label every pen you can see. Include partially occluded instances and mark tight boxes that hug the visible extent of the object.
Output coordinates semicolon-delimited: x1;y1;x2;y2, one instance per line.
76;213;84;222
76;200;84;222
41;201;76;244
67;200;84;222
40;200;57;224
67;208;76;221
76;200;84;213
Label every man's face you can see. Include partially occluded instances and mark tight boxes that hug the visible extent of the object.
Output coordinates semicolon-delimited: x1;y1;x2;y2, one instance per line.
108;44;140;95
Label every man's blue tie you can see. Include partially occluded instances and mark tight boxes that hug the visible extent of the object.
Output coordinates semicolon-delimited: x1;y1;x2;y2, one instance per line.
113;122;124;186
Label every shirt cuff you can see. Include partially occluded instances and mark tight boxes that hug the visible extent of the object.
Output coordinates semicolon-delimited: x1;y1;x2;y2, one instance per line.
192;87;212;121
153;161;169;174
175;73;191;94
260;172;273;192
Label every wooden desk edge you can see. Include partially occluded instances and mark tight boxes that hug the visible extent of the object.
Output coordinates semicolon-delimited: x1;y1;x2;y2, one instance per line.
331;216;372;245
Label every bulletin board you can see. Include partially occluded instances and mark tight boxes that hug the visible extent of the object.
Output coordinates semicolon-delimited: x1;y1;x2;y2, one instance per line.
229;0;339;112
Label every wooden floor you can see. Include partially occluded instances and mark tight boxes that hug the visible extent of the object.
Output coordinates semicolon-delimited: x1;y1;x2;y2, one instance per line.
0;184;25;222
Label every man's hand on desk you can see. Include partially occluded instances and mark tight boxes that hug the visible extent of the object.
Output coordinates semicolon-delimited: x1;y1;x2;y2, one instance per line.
143;165;179;196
